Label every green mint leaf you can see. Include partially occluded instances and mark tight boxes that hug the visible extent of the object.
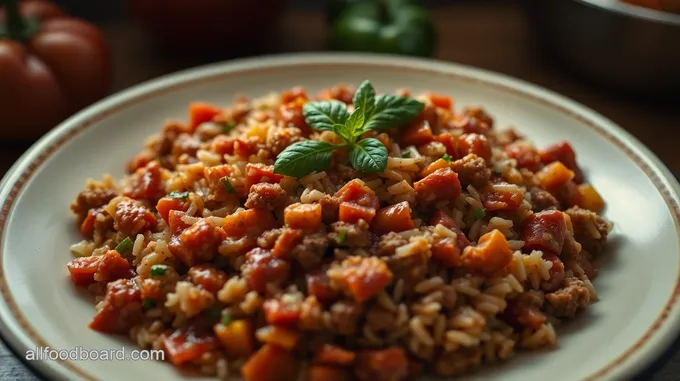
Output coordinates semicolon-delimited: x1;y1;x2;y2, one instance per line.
302;100;350;131
274;140;337;178
349;138;388;173
362;94;425;131
353;81;376;120
345;107;366;138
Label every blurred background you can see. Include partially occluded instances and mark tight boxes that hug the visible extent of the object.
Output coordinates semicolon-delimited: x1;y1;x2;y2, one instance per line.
0;0;680;380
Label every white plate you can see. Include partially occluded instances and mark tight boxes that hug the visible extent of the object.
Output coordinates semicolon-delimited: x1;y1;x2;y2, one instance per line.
1;53;679;381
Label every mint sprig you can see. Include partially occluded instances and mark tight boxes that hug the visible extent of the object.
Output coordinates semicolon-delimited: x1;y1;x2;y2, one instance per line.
274;80;424;178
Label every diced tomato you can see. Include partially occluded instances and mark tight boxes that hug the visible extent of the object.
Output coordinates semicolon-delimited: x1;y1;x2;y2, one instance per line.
241;344;300;381
457;133;492;161
505;143;541;171
168;210;191;234
480;183;524;211
313;344;356;366
499;300;546;330
542;252;566;290
338;202;377;224
280;87;308;104
272;228;303;259
189;102;223;131
95;250;135;282
428;93;453;110
214;319;256;358
279;97;311;135
414;167;462;206
80;209;97;236
306;268;340;304
88;279;142;333
169;218;227;266
420;158;449;178
263;297;301;326
522;210;567;254
355;347;408;381
156;197;189;223
242;248;291;293
67;256;102;286
435;132;457;156
284;203;322;230
402;120;434;147
539;141;584;184
450;115;491;136
245;163;285;191
125;161;163;201
223;208;277;238
308;365;353;381
126;149;156;174
371;201;414;235
462;230;513;273
328;257;393;303
429;211;471;250
163;324;219;366
188;265;229;293
335;179;380;210
431;237;461;268
255;326;300;351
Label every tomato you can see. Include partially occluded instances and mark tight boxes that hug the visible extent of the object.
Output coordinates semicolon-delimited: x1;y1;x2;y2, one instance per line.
124;0;287;53
0;0;110;140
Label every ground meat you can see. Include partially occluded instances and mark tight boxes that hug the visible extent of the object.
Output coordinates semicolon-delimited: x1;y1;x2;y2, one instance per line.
318;195;340;223
267;126;303;156
245;183;288;210
330;300;364;335
111;197;157;236
257;228;282;249
529;187;560;212
329;220;373;248
377;232;409;257
71;189;118;222
171;133;200;158
545;277;590;318
291;232;329;269
450;154;490;188
561;233;582;261
565;207;610;254
188;265;229;294
241;248;291;293
328;164;361;185
366;306;396;332
383;238;429;288
298;296;324;331
516;289;544;307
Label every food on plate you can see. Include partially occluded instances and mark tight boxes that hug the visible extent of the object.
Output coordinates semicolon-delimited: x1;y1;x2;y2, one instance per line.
0;0;111;140
66;80;611;380
329;0;436;57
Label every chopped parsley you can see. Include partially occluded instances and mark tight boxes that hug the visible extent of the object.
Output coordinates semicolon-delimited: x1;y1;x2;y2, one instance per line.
442;153;452;163
142;299;156;311
168;191;189;199
473;208;486;221
114;237;133;254
336;229;348;245
221;314;232;326
221;121;236;134
220;176;236;194
401;151;411;158
150;264;168;278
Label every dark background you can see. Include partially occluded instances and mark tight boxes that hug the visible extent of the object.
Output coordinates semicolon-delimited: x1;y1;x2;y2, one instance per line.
1;0;680;380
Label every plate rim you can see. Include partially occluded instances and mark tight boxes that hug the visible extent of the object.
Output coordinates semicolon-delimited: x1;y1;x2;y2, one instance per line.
1;52;679;381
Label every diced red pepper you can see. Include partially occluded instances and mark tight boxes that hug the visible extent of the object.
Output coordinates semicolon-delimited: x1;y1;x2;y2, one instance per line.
339;202;377;224
480;183;524;211
156;197;189;223
431;237;462;268
457;133;492;161
328;257;393;303
284;203;322;230
414;167;462;206
402;120;434;147
125;161;163;200
241;344;300;381
371;201;414;235
95;250;135;282
169;218;227;266
462;230;513;273
67;256;101;286
263;297;301;326
189;102;223;131
435;132;457;156
245;163;285;191
168;210;191;234
522;210;567;254
313;344;356;366
163;325;219;366
539;141;584;184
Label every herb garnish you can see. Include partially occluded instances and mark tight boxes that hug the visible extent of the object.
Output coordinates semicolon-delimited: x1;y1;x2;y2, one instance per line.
401;151;411;158
336;229;348;245
221;121;236;134
221;314;232;326
220;176;236;194
442;153;452;163
114;237;133;254
150;264;168;278
168;191;189;199
273;80;424;178
473;208;486;221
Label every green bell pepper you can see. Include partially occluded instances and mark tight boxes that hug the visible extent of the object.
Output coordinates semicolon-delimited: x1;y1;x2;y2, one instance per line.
328;0;436;57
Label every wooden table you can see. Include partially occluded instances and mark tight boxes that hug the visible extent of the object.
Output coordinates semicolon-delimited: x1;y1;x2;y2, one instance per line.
1;2;679;380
